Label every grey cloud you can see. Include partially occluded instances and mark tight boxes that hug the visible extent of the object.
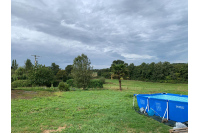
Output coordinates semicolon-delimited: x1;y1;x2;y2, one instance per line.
11;0;188;69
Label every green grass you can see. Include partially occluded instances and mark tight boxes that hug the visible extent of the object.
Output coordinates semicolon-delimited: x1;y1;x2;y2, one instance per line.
11;79;188;133
104;79;188;95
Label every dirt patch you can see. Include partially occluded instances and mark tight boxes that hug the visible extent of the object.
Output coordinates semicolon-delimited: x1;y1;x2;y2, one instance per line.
11;90;33;99
42;124;72;133
11;90;54;99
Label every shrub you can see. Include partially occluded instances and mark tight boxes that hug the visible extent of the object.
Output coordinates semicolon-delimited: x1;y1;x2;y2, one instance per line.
11;80;32;89
99;77;106;84
58;82;70;91
53;80;60;87
66;79;75;87
87;79;103;88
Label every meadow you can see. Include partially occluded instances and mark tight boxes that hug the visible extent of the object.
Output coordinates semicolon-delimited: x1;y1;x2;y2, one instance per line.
11;79;188;133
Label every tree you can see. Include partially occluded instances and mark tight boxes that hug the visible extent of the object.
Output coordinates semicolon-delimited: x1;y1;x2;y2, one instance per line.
50;63;60;75
71;54;92;90
11;59;18;70
110;60;128;91
56;70;67;81
24;59;33;73
15;67;27;80
128;63;135;80
65;65;73;74
29;65;54;86
65;65;73;80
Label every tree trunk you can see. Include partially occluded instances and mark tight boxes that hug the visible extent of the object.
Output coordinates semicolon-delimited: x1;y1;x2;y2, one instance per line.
119;78;122;91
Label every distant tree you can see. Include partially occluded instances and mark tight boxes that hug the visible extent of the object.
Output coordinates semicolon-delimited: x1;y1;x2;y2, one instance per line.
110;60;128;91
65;65;73;74
65;65;73;79
24;59;33;73
50;63;60;75
29;65;54;86
71;54;92;90
15;67;27;80
56;70;67;82
128;63;135;80
11;59;18;70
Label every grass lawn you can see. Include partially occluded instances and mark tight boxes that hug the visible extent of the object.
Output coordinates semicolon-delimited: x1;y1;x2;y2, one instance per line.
11;79;188;133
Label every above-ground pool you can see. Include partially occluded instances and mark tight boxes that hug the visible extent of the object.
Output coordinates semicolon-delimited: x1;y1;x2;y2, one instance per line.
134;93;188;122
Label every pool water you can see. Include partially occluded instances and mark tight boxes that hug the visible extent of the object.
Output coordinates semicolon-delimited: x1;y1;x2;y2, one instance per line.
143;94;188;102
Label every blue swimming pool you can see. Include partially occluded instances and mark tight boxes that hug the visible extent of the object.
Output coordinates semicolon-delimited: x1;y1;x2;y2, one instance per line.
134;93;188;122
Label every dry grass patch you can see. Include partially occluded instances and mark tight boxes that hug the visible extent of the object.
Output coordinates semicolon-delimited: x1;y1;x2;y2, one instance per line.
42;124;73;133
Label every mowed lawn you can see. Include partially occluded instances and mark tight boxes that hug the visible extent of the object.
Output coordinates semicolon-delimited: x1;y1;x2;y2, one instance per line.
11;79;188;133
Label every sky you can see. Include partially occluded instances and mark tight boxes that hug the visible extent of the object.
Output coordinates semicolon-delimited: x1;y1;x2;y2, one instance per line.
11;0;188;69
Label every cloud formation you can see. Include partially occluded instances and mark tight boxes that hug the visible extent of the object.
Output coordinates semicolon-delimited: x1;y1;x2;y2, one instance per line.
11;0;188;69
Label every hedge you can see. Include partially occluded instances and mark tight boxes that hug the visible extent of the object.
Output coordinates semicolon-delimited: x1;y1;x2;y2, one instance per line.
11;80;32;89
66;79;104;88
87;79;103;88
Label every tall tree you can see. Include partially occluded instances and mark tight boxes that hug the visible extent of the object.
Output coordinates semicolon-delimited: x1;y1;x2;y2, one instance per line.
71;54;92;90
128;63;135;80
11;59;18;70
110;60;128;91
50;63;60;75
24;59;33;73
56;70;67;82
65;65;73;74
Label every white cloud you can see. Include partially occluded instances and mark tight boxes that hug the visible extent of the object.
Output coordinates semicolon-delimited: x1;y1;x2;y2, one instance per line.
121;53;156;60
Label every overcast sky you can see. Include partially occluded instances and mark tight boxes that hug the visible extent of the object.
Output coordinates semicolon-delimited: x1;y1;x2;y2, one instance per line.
11;0;188;69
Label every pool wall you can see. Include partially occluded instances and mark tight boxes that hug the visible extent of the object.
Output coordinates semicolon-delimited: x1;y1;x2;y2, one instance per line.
134;93;188;122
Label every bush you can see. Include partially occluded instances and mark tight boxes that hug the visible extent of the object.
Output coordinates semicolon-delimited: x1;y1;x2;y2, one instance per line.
66;79;75;87
53;80;60;87
99;77;106;84
58;82;70;91
11;80;32;89
87;79;103;88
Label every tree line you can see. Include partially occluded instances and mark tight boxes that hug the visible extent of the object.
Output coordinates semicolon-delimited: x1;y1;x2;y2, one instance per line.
94;60;188;83
11;54;103;90
11;59;73;87
11;55;188;90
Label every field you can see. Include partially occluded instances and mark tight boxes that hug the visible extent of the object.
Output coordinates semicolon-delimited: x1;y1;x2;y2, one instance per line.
11;79;188;133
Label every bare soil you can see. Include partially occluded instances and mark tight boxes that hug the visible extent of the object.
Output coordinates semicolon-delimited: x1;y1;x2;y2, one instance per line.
11;90;54;99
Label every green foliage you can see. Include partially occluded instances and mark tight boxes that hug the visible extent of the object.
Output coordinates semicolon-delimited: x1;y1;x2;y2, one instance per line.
58;82;69;91
65;65;73;74
71;54;92;90
99;77;106;84
96;68;111;79
56;70;67;81
65;65;73;80
111;60;128;90
29;65;54;87
87;79;103;88
111;60;128;78
50;63;60;75
52;80;60;87
66;79;75;87
11;80;32;89
94;61;187;83
24;59;33;73
15;67;27;80
11;59;18;70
